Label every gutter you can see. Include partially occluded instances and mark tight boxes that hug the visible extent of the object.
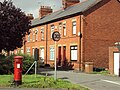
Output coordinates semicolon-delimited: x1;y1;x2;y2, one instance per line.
30;12;83;29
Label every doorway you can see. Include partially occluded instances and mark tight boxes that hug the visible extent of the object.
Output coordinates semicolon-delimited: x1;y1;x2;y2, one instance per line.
58;47;61;66
40;48;44;64
63;46;66;61
114;52;120;76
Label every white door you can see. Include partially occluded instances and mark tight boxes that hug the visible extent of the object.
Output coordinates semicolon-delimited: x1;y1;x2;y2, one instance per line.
40;48;44;63
114;53;120;76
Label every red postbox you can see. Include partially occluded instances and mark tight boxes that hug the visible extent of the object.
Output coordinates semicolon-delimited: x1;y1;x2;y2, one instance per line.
14;56;23;85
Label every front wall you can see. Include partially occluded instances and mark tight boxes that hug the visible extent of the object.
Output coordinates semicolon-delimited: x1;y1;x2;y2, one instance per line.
25;25;47;59
83;0;120;68
47;16;81;69
24;16;81;69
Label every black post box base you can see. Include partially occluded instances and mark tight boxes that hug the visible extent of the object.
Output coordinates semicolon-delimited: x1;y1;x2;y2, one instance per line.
14;80;22;86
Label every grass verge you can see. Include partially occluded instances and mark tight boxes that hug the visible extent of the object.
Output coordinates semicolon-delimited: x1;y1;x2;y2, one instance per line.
92;70;109;75
0;75;89;90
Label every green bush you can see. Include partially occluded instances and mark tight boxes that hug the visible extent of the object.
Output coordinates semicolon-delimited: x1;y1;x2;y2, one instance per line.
0;54;14;74
16;53;34;74
0;53;34;74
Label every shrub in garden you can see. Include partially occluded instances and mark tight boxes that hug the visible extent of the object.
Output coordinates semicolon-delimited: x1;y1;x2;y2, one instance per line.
18;54;34;74
0;54;14;74
0;54;34;74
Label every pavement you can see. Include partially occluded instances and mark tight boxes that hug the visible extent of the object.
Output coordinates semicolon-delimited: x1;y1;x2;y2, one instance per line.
38;68;120;90
1;68;120;90
0;88;69;90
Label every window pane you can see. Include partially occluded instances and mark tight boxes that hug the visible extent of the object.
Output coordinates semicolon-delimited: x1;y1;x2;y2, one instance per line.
59;23;62;36
28;35;30;42
63;23;66;36
51;25;54;38
50;47;54;60
35;30;38;41
72;22;76;35
70;46;77;61
27;48;30;55
32;33;35;42
71;50;77;60
41;29;44;40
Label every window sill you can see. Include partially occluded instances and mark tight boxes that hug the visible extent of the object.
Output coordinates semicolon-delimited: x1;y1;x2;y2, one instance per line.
71;60;77;62
50;60;54;61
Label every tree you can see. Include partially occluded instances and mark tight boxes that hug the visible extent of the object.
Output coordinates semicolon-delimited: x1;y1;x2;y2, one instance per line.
0;0;31;52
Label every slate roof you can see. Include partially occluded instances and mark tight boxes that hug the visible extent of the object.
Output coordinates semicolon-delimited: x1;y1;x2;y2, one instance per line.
31;0;102;27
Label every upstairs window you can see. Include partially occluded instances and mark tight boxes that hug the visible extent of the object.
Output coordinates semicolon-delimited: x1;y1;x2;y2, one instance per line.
51;25;54;38
63;23;66;36
41;28;44;40
72;21;77;35
27;34;30;42
35;29;38;41
59;23;62;37
32;31;35;42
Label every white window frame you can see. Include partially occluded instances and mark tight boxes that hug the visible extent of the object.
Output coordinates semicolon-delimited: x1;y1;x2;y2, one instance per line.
32;31;35;42
41;28;44;40
51;25;54;38
50;47;55;60
63;23;66;36
26;48;30;55
59;23;62;37
27;34;30;42
35;29;38;41
70;46;77;61
72;21;77;35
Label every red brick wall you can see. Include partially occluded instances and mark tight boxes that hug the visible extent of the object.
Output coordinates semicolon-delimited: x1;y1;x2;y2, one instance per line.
46;16;81;69
24;16;81;69
82;0;120;68
109;47;119;75
22;0;120;70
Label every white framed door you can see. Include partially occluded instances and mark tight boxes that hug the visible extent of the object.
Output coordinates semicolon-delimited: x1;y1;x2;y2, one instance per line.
114;53;120;76
40;48;44;63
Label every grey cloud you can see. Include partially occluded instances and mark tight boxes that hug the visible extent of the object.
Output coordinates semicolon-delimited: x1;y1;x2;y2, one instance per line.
0;0;83;18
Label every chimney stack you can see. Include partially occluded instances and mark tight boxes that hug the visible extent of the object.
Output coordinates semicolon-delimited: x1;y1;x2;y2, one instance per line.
27;13;34;20
39;6;53;18
62;0;80;9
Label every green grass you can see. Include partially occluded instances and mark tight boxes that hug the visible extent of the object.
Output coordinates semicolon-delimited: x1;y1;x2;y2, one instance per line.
0;75;89;90
92;70;109;75
0;75;13;87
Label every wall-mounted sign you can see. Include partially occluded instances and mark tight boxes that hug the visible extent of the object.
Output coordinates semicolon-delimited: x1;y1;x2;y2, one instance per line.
52;31;60;41
17;64;20;69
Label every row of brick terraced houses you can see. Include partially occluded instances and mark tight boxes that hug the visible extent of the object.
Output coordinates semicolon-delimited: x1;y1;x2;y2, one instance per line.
14;0;120;71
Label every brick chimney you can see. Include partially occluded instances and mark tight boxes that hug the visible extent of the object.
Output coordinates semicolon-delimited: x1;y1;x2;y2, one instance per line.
62;0;80;9
27;13;34;20
39;6;53;18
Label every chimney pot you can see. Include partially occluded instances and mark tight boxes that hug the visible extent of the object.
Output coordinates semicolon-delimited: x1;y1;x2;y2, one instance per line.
39;5;53;18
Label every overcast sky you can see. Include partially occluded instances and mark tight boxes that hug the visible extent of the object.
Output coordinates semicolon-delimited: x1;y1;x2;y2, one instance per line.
0;0;83;18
